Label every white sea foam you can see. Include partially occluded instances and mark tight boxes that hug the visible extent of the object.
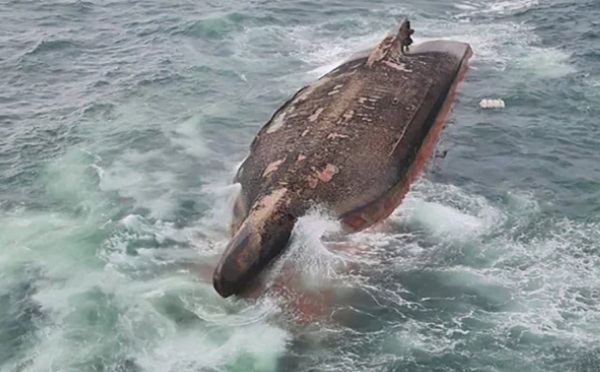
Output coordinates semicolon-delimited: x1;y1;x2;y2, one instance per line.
269;207;347;289
255;0;574;82
167;113;212;159
135;321;290;372
455;0;539;13
375;179;600;364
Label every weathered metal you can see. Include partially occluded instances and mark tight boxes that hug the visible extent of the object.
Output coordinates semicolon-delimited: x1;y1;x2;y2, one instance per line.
213;20;473;298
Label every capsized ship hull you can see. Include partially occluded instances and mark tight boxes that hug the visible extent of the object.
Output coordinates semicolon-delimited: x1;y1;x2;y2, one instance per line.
213;20;473;298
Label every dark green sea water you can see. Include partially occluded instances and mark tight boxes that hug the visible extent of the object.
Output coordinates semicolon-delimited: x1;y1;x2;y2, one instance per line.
1;0;600;371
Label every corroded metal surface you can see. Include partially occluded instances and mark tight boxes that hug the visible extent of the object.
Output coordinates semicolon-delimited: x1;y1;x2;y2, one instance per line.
235;31;470;223
213;20;473;297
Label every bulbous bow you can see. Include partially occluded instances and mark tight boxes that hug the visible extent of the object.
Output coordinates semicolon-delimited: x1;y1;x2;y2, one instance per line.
213;188;297;298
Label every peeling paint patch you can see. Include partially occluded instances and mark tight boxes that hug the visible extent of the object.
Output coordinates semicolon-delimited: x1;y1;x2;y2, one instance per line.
327;133;349;140
251;188;288;222
317;164;339;182
267;111;286;133
359;96;378;104
263;158;285;177
382;60;411;72
308;108;324;122
341;110;354;123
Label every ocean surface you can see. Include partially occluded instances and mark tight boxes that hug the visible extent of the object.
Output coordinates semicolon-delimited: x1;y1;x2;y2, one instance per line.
1;0;600;371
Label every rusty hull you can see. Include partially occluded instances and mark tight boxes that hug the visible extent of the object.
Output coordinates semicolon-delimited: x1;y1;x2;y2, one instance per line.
213;20;473;298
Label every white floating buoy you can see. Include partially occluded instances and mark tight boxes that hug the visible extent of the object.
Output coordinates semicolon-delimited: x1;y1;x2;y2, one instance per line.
479;98;505;109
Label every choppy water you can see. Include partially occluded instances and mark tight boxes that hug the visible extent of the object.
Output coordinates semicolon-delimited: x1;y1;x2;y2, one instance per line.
1;0;600;371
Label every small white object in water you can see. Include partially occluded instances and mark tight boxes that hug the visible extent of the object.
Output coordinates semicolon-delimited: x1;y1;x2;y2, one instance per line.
479;98;506;109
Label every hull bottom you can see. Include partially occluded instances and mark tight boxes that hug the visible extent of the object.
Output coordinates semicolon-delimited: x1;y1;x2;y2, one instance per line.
341;49;472;232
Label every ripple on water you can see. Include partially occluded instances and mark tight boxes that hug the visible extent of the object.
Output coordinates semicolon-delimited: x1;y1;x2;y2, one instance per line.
25;39;79;56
